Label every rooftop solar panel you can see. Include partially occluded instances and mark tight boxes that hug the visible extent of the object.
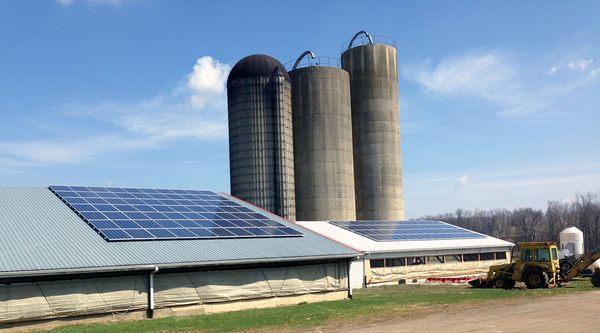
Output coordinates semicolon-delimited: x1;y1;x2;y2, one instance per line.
49;185;302;242
330;220;485;242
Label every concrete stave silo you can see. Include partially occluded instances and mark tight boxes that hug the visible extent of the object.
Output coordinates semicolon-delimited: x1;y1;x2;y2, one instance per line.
227;54;296;220
341;32;404;220
289;52;356;221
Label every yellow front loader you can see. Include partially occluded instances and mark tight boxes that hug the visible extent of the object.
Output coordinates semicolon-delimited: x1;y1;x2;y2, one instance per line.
560;244;600;287
469;242;600;289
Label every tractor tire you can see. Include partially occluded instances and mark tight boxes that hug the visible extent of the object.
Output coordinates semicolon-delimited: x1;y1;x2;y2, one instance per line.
493;278;515;289
592;271;600;288
493;278;505;289
504;279;516;289
560;261;573;273
524;270;549;289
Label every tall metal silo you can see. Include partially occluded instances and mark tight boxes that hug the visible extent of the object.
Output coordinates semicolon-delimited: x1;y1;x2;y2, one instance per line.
227;54;295;220
341;31;405;220
289;51;356;221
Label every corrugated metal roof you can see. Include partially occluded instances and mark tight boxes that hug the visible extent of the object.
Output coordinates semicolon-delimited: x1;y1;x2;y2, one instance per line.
296;221;514;254
0;187;356;276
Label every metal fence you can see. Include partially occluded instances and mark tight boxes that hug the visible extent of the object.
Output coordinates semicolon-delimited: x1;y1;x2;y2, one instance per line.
285;56;341;71
339;34;397;53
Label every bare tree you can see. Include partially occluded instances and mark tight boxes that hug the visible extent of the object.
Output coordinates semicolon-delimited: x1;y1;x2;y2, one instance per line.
511;208;544;242
574;192;600;252
455;209;464;226
545;200;570;242
419;190;600;249
490;208;511;240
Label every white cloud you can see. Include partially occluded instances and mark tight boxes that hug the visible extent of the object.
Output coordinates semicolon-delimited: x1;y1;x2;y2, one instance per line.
454;173;470;189
111;56;230;141
547;58;594;74
405;161;600;218
403;51;598;118
590;67;600;77
0;56;230;167
567;59;594;71
0;135;153;165
547;65;561;75
187;56;230;109
405;52;516;97
121;111;226;141
403;51;541;117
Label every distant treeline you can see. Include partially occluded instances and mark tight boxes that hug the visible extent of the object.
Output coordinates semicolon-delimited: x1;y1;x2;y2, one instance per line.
421;191;600;252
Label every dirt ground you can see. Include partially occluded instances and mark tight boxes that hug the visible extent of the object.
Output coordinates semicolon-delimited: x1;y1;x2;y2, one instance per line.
311;290;600;333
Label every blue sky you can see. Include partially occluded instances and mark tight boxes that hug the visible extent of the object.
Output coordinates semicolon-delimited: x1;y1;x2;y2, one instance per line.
0;1;599;218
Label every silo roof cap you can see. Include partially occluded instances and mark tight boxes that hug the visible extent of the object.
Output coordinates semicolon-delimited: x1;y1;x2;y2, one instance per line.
227;54;290;83
560;226;583;234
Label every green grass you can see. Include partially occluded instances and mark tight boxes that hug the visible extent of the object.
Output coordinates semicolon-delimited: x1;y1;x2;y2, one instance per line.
45;279;595;333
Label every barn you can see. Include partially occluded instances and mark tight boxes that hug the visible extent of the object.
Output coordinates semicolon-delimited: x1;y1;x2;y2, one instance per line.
0;186;356;327
297;220;514;288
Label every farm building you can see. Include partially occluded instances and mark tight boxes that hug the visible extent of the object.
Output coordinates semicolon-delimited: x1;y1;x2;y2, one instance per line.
0;186;357;327
297;220;514;288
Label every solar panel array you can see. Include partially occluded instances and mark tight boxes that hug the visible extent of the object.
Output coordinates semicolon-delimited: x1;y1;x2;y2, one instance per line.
330;220;486;242
49;185;302;242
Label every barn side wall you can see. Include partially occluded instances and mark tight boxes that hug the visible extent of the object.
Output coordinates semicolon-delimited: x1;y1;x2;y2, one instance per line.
368;259;508;284
0;262;348;325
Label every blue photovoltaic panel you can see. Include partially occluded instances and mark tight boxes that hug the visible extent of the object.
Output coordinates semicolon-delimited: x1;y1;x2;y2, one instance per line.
49;185;302;242
330;220;486;242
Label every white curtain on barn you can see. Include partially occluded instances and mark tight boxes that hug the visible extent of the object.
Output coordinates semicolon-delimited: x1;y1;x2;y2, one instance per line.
0;262;347;324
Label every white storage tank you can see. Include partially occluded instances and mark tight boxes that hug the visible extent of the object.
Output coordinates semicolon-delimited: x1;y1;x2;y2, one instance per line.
560;227;584;258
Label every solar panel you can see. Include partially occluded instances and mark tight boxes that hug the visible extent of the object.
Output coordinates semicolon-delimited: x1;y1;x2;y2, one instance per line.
49;185;302;242
330;220;485;242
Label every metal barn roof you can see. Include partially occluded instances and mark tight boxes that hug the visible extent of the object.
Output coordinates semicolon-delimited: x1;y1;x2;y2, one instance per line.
0;187;356;278
297;221;514;259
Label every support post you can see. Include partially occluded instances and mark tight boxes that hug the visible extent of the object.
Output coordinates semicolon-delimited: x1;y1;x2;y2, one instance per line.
147;267;158;318
347;259;353;299
363;254;368;288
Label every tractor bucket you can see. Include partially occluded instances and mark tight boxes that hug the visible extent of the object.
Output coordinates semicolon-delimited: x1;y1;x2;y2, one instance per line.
468;277;490;288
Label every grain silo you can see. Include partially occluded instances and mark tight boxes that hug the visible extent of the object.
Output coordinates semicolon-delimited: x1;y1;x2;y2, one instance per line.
227;54;295;220
560;227;584;257
289;51;356;221
341;31;404;220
